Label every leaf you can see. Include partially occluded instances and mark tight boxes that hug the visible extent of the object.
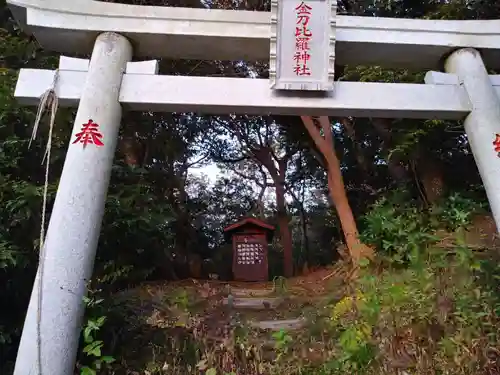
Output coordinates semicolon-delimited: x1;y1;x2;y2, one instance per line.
83;340;103;357
96;316;106;327
83;326;93;343
101;356;115;364
358;257;370;268
470;262;481;271
206;368;217;375
80;366;96;375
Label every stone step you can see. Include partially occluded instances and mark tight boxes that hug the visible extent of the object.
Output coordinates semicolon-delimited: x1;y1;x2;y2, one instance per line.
249;318;306;331
229;287;275;298
223;296;283;310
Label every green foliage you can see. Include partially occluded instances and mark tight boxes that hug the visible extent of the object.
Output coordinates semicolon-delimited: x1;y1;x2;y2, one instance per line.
171;289;191;311
361;191;486;264
432;192;486;231
272;276;288;295
0;13;65;371
315;192;500;375
360;190;438;264
320;245;500;375
78;289;115;375
272;329;293;360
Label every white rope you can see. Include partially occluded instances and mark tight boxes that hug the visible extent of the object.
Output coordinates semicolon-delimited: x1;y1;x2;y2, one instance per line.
29;68;59;375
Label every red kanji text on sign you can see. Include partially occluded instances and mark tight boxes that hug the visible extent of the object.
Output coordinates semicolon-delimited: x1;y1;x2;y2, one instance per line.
295;26;312;37
493;134;500;157
295;1;312;15
294;65;311;76
295;1;312;32
72;119;104;148
293;1;313;77
294;51;311;65
296;37;311;51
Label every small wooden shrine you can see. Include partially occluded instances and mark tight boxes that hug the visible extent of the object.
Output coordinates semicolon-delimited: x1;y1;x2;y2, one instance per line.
223;217;275;282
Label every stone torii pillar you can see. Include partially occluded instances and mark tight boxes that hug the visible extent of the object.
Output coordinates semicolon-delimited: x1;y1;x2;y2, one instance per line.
445;48;500;227
14;32;132;375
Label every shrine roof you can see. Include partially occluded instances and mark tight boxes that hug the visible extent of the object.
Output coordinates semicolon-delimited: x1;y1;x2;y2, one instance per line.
224;217;275;233
223;217;275;244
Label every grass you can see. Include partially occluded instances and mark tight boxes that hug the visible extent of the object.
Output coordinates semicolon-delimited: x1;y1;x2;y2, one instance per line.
93;239;500;375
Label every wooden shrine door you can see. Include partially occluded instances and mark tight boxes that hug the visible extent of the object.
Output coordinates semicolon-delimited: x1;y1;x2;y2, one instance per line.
232;233;268;282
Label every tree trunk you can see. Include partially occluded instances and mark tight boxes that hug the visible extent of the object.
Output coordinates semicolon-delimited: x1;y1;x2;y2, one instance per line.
416;153;446;206
340;117;370;176
290;188;310;274
252;148;294;277
169;174;199;278
371;118;409;183
299;205;309;267
275;179;294;277
301;116;374;264
325;151;373;263
120;135;145;167
255;178;267;219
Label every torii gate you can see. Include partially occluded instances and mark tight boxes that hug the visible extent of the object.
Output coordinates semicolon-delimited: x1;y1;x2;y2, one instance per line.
7;0;500;374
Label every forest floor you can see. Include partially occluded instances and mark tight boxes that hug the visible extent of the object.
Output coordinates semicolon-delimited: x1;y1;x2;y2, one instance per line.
109;263;352;374
106;214;500;374
113;262;350;327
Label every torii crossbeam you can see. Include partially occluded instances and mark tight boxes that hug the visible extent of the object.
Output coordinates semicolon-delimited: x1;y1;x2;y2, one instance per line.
17;56;477;118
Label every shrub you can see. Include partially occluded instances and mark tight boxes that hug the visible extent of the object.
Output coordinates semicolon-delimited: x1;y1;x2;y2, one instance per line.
321;245;500;375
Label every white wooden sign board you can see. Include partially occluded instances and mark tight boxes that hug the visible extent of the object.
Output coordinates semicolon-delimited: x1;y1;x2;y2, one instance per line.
270;0;336;91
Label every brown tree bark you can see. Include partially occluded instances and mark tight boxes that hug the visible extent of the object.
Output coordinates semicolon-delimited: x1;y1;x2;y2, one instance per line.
371;118;445;205
340;117;370;176
275;180;293;276
276;161;294;277
301;116;373;263
286;183;310;275
371;118;409;183
119;135;145;167
416;153;446;206
254;166;268;219
252;149;294;277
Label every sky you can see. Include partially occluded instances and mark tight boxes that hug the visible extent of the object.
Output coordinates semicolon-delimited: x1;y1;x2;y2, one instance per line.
190;163;222;184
